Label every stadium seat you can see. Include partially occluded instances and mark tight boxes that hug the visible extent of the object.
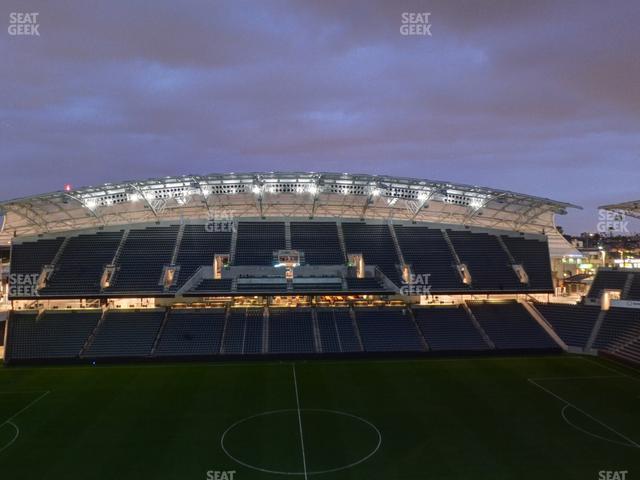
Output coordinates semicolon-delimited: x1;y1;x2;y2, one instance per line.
234;222;286;266
222;308;264;354
413;306;489;351
6;311;101;360
355;308;425;352
85;310;164;357
342;223;403;286
154;309;226;356
394;226;464;291
290;222;344;265
171;225;231;289
587;270;630;299
535;303;601;348
500;235;553;291
108;226;180;294
268;308;315;353
447;231;521;291
316;308;362;353
469;301;558;350
40;231;124;296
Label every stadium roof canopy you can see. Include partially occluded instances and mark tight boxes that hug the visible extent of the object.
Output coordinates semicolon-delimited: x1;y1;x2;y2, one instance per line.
599;200;640;220
0;172;580;242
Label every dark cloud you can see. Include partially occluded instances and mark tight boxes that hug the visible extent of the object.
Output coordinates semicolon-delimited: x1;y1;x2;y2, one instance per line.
1;0;639;233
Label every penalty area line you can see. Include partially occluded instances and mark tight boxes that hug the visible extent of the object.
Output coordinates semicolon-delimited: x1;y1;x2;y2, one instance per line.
528;378;639;449
0;390;50;455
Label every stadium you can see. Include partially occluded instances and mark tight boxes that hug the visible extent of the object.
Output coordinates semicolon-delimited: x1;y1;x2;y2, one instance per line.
0;172;638;479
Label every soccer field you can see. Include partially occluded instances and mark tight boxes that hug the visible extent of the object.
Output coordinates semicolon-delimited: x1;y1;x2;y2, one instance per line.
0;355;639;480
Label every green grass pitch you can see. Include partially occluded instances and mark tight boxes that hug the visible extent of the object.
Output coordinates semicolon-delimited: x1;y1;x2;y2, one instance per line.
0;355;639;479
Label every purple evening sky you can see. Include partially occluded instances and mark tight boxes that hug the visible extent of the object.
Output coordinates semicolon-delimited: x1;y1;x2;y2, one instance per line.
1;0;638;233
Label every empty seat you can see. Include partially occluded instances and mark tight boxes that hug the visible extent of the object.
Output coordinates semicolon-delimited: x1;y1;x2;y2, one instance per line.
626;275;640;301
394;226;464;291
593;307;640;351
234;222;286;266
290;222;344;265
6;311;100;360
447;230;520;291
317;309;362;353
172;225;231;289
40;231;123;296
342;223;402;286
355;308;424;352
470;302;557;350
414;306;488;351
535;303;601;348
268;308;315;353
588;270;630;299
154;309;226;356
187;278;233;294
222;308;264;354
500;235;553;291
108;226;179;294
85;311;164;357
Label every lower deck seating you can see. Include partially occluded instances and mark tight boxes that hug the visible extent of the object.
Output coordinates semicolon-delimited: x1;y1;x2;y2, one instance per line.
614;336;640;364
268;308;315;353
154;309;226;356
222;308;264;354
470;302;557;350
355;308;424;352
593;308;640;352
85;311;164;357
317;309;362;352
535;303;601;348
7;311;100;359
414;306;488;351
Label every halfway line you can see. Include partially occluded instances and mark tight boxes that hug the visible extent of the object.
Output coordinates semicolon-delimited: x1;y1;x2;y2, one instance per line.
292;364;309;480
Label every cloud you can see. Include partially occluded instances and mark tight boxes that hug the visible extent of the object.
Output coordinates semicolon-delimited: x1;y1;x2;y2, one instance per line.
0;0;638;233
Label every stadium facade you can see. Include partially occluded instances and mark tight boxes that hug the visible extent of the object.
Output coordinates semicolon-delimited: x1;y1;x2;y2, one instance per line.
0;173;638;366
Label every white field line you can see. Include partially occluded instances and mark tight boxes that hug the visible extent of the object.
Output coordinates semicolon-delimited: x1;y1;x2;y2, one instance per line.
292;364;309;480
0;390;50;455
581;356;640;382
528;375;624;381
0;354;588;373
0;421;19;454
528;378;639;449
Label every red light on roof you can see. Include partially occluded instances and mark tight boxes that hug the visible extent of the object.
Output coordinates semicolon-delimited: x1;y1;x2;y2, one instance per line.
64;184;72;192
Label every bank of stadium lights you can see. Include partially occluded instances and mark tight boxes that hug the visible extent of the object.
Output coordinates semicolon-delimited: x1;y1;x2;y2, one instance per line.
84;198;98;210
469;197;486;210
417;191;430;202
371;187;382;197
